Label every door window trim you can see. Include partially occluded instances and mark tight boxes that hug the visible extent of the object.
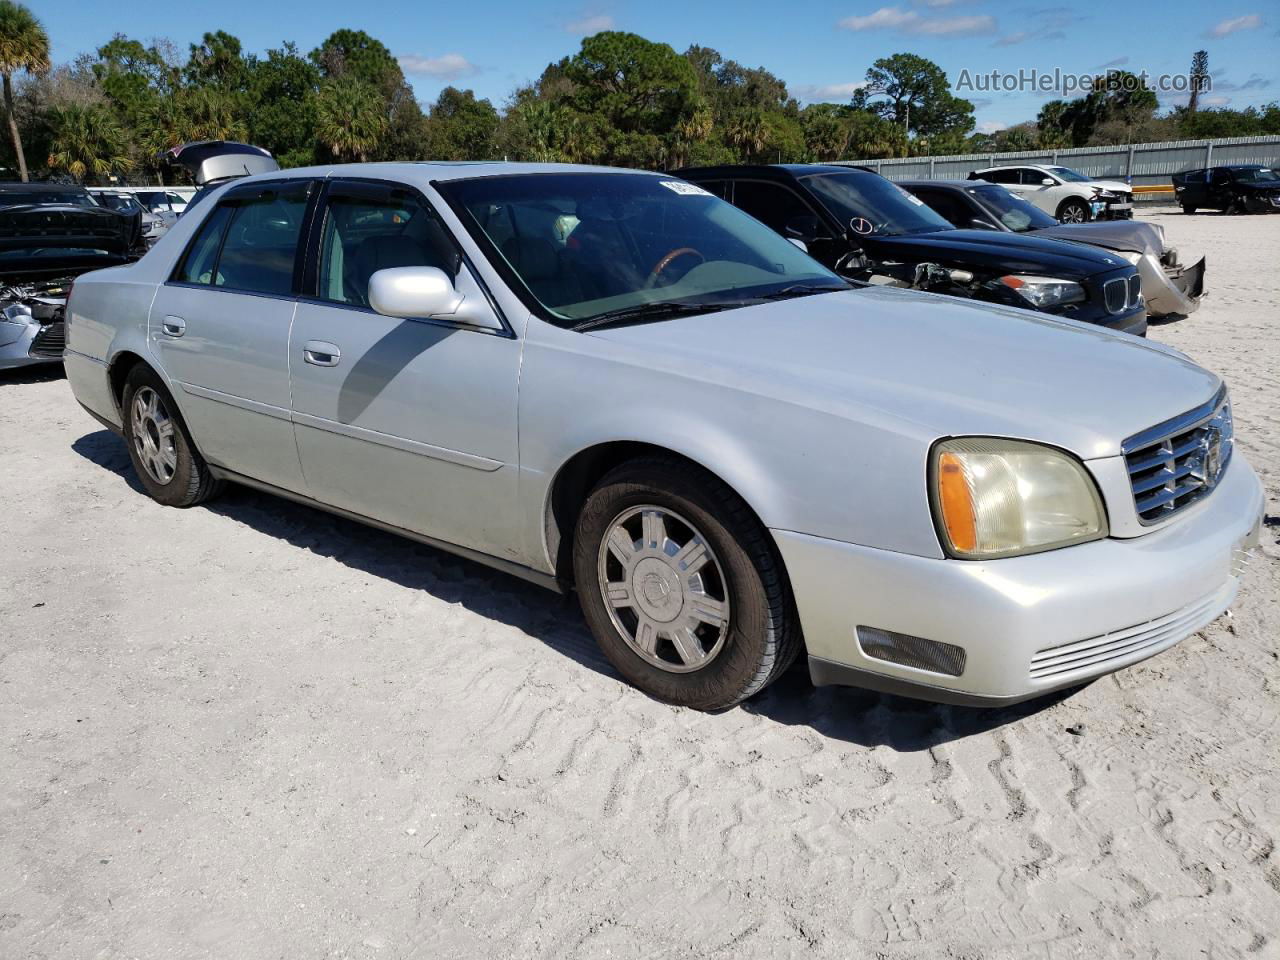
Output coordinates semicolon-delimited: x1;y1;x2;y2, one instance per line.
166;177;321;302
297;176;513;338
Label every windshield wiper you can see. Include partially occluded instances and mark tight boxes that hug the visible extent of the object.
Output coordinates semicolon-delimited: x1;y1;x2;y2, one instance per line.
755;282;850;301
571;300;744;332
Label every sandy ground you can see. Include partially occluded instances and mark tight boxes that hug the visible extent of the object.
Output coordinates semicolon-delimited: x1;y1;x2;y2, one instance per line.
2;211;1278;960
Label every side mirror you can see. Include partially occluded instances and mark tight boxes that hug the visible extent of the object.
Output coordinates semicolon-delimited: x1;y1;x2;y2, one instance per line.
1040;178;1055;186
368;266;500;330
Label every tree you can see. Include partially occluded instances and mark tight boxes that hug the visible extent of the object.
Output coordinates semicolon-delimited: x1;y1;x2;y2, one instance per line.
853;53;974;144
315;75;387;161
425;87;498;160
558;31;700;165
245;43;320;168
46;102;131;181
186;30;247;91
1188;50;1209;114
0;0;49;181
311;29;400;89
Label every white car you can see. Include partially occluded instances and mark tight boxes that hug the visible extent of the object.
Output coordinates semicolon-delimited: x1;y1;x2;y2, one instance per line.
62;161;1262;712
969;164;1133;223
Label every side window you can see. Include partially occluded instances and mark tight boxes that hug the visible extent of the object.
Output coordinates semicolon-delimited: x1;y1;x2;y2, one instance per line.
731;180;825;236
1186;170;1205;183
316;188;460;307
913;189;969;227
981;169;1018;185
174;204;234;284
214;182;310;296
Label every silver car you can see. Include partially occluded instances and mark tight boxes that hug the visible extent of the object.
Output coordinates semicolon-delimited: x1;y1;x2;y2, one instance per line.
63;163;1264;711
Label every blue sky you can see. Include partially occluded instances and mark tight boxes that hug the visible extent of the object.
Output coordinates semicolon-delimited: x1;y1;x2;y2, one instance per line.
32;0;1276;132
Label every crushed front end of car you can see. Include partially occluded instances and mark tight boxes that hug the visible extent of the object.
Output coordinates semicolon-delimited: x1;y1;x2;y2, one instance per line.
0;201;136;370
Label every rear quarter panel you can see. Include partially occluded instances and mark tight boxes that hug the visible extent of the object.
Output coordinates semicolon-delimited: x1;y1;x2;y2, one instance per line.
66;269;160;427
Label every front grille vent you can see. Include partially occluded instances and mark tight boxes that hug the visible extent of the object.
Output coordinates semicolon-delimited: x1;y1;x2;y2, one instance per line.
1104;274;1143;314
29;321;66;358
1123;388;1233;524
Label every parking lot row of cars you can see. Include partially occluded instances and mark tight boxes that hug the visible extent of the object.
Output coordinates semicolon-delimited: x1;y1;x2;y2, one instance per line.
1;143;1255;712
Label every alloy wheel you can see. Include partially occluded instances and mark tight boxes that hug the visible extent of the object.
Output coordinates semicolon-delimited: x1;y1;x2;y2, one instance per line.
130;386;178;485
597;505;731;673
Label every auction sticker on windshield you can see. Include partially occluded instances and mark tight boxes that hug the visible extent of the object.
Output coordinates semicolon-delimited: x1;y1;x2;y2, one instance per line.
660;181;713;196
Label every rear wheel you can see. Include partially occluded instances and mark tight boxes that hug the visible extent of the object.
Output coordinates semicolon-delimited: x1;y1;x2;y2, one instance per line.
573;457;801;710
1056;198;1090;223
121;365;223;507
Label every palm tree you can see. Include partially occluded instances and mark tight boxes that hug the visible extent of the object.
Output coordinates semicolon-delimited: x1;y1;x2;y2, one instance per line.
315;76;387;162
47;103;132;182
0;0;49;181
727;110;769;161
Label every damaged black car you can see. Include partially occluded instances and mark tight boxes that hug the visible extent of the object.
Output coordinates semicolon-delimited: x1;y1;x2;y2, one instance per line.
0;183;141;371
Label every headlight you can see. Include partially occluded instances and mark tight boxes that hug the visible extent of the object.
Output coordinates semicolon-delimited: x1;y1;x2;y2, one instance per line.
931;438;1107;559
1094;189;1118;200
997;274;1087;308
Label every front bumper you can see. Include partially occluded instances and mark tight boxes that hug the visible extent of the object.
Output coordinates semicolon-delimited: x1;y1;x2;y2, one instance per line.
775;453;1264;706
0;317;65;369
1137;252;1206;318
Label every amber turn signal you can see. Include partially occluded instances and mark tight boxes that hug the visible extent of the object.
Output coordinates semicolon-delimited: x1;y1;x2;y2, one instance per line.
937;451;977;553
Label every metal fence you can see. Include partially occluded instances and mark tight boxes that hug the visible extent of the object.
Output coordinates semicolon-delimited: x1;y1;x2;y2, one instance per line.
833;135;1280;188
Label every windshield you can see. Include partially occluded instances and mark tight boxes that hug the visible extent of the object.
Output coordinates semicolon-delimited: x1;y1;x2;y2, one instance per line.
135;191;175;212
439;173;844;326
801;172;953;237
1046;166;1092;183
95;194;141;213
1232;167;1278;183
970;184;1059;231
0;189;97;209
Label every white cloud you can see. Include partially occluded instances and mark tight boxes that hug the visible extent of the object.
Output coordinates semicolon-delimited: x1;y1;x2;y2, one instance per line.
839;6;996;34
1201;95;1233;106
978;120;1007;133
564;13;615;34
794;81;869;101
1096;56;1129;68
397;53;478;80
994;30;1030;45
1208;13;1263;37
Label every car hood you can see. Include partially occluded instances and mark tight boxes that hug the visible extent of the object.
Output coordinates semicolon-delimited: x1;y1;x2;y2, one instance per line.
588;286;1219;459
1028;220;1165;256
0;204;133;280
869;228;1130;278
1088;180;1132;194
1236;180;1280;193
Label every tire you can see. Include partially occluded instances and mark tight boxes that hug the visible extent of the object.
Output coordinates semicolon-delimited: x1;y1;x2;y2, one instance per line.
121;365;223;507
1181;204;1197;215
1056;198;1090;224
573;457;802;711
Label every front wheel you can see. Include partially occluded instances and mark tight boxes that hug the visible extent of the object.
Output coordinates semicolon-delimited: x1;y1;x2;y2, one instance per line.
573;457;801;710
1057;198;1090;223
121;365;223;507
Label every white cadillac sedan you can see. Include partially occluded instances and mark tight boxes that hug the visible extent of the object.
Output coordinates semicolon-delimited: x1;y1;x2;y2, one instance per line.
63;162;1263;711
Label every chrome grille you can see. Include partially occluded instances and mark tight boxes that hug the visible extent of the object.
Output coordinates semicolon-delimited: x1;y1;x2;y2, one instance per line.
29;321;66;358
1123;388;1232;524
1103;274;1143;314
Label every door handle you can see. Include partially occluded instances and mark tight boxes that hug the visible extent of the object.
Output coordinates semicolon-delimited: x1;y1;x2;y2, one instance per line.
162;315;186;337
303;340;341;367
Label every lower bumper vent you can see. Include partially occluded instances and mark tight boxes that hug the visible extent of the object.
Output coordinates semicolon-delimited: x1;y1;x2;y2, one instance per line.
857;626;967;677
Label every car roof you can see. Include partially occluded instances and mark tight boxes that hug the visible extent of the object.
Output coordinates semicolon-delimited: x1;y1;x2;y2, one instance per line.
898;179;982;188
0;181;89;192
676;163;877;180
220;161;667;193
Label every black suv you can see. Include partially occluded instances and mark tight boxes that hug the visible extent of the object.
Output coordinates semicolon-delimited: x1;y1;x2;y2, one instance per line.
675;164;1147;336
1172;165;1280;214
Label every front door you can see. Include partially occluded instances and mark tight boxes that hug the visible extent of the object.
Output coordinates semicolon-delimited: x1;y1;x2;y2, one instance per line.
149;178;314;493
287;180;523;559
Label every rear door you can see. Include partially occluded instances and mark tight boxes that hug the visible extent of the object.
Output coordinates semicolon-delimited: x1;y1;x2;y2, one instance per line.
287;179;523;558
149;178;316;493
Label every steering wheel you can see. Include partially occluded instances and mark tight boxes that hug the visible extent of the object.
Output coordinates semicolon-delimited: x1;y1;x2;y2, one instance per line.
645;247;705;288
